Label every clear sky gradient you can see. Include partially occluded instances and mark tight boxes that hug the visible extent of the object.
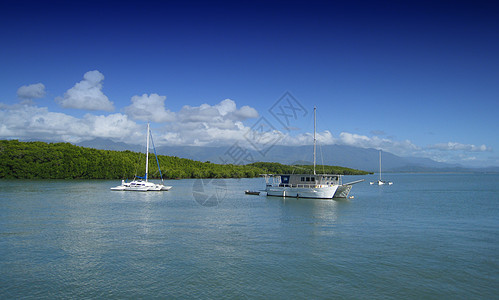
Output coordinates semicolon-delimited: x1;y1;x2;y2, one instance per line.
1;0;498;167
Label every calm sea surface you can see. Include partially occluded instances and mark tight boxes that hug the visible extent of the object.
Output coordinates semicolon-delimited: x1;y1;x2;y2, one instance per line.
1;174;498;299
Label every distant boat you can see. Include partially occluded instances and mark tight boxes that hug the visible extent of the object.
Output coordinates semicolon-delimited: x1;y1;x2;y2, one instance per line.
111;123;172;192
370;150;392;185
263;107;355;199
245;190;260;195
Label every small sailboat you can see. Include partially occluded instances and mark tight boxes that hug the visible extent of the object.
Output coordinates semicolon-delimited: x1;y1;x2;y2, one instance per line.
370;150;392;185
111;123;172;192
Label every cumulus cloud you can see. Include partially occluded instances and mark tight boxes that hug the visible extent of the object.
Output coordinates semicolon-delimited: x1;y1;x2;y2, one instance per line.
0;104;86;142
214;99;258;120
1;98;496;167
427;142;492;152
176;99;258;130
335;132;420;156
278;130;335;146
57;70;114;111
0;103;139;143
0;97;260;147
124;93;175;122
177;99;258;125
214;99;236;116
83;113;142;140
234;105;259;120
152;99;259;146
178;104;221;123
17;83;46;100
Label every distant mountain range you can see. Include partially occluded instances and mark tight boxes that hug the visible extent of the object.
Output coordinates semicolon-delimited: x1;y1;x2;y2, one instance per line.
76;138;499;173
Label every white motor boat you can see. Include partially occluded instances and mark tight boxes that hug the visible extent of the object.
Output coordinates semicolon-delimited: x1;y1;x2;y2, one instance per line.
264;173;339;199
263;107;345;199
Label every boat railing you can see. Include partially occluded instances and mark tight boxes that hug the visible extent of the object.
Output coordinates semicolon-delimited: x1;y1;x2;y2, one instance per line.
275;183;334;188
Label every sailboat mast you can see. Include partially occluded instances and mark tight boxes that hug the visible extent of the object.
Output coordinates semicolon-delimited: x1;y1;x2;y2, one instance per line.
146;122;150;182
313;106;316;175
379;150;382;181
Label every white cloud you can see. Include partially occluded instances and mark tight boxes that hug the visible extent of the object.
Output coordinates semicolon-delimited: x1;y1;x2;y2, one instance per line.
1;100;496;167
154;99;259;146
334;132;420;156
234;105;259;120
214;99;236;116
84;113;142;140
0;97;260;147
177;99;258;125
278;130;335;146
0;104;86;142
427;142;492;152
211;99;259;120
57;70;114;111
178;104;221;123
124;93;175;122
0;103;140;143
177;99;257;129
17;83;46;100
255;130;418;158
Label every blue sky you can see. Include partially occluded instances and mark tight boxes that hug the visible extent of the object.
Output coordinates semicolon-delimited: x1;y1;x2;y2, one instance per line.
1;0;498;167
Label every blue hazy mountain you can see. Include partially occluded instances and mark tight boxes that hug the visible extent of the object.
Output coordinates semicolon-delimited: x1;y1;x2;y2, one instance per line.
75;139;499;172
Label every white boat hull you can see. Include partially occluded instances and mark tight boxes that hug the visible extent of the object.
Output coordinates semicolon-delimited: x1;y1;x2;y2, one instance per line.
110;185;127;191
111;180;172;192
266;185;338;199
370;180;393;185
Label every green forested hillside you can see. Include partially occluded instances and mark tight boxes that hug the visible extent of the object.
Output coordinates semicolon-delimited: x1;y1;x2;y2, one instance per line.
0;140;369;179
248;162;370;175
0;140;262;179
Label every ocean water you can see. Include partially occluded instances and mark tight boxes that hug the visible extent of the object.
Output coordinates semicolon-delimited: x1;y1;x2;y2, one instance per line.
1;174;498;299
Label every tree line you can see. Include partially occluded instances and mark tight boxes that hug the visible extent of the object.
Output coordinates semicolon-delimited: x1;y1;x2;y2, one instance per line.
247;162;370;175
0;140;369;179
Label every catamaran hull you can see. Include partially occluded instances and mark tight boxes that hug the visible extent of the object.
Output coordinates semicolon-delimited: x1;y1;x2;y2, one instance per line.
370;180;393;185
266;186;338;199
124;186;151;192
124;184;171;191
111;182;172;192
110;186;127;191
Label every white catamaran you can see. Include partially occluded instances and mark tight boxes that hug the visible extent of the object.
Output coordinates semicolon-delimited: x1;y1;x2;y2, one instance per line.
263;107;362;199
370;150;392;185
111;123;172;192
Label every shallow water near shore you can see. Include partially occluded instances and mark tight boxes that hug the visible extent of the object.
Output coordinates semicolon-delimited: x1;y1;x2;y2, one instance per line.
1;173;498;299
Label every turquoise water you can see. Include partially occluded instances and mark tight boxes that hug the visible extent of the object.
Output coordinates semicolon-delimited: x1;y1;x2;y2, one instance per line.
1;174;498;299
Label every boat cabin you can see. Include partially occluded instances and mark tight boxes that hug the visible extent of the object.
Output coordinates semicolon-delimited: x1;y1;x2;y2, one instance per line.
263;174;340;188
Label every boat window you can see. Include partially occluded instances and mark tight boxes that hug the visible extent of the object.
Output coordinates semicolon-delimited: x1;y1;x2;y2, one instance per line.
301;177;305;181
311;177;315;182
306;177;310;182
